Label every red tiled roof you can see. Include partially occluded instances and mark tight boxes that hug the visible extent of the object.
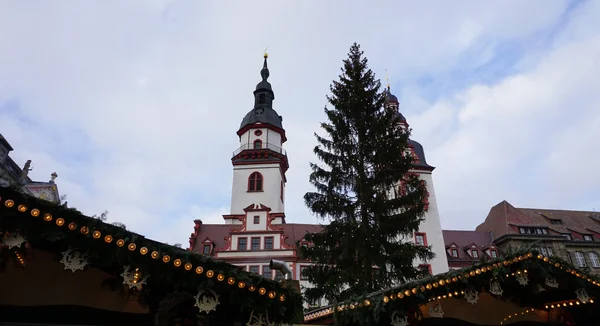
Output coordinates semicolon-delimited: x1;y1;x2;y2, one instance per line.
191;222;323;253
475;200;600;241
442;230;494;262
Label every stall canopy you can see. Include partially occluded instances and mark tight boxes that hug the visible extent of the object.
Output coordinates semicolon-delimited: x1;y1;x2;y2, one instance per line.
304;249;600;326
0;186;303;326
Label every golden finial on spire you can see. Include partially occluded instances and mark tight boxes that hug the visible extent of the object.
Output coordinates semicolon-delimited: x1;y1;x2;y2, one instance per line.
385;69;390;89
263;47;269;59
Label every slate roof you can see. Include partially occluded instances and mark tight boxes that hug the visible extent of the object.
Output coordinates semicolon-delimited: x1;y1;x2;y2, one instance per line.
475;200;600;241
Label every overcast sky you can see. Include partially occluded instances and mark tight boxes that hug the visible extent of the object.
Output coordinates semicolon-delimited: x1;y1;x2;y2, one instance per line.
1;0;599;245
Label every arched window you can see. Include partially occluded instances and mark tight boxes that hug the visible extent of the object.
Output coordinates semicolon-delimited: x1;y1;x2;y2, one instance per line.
253;139;262;149
248;172;263;192
258;94;266;104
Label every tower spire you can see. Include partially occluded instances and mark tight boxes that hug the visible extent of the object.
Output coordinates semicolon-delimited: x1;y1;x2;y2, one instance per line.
261;50;270;81
385;69;390;90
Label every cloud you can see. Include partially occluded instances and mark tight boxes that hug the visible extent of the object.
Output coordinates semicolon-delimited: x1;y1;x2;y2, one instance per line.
0;0;594;244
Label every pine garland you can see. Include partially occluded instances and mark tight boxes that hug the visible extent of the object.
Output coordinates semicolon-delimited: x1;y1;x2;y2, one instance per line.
305;249;600;325
0;186;303;325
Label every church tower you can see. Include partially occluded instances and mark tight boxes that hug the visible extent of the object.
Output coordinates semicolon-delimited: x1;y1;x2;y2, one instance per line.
226;53;289;225
385;84;449;275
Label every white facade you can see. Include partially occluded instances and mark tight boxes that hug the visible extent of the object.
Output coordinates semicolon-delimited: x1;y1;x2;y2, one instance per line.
412;170;449;275
230;162;285;216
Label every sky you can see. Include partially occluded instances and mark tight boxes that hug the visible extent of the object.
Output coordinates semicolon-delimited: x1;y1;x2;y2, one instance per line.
1;0;599;246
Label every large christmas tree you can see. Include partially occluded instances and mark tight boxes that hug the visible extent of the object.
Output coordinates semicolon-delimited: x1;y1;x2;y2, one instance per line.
300;43;435;306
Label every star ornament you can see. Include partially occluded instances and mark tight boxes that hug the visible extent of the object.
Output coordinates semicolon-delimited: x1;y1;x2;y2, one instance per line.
194;289;220;314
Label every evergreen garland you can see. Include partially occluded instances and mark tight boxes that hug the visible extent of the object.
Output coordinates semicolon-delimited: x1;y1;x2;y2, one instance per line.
305;249;600;325
300;43;434;306
0;186;303;325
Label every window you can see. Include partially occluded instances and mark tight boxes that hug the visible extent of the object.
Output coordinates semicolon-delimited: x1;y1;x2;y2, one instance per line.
253;139;262;149
253;215;260;224
254;129;263;136
415;233;427;246
264;237;274;250
550;219;562;225
590;252;600;268
519;227;549;234
237;237;247;251
451;249;459;258
280;181;284;202
584;235;593;241
258;93;266;104
248;172;263;192
251;237;261;250
471;250;479;258
300;266;309;280
575;251;586;267
540;247;553;256
202;245;211;255
249;266;260;274
490;250;498;258
262;265;272;279
418;264;432;274
565;234;572;240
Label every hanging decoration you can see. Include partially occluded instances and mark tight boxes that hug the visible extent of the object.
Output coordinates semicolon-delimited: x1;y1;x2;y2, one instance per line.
60;248;88;273
428;300;444;318
489;279;503;296
545;275;559;288
246;310;274;326
121;265;149;291
194;289;220;314
1;232;26;249
464;288;479;304
390;311;408;326
575;288;590;304
515;271;529;286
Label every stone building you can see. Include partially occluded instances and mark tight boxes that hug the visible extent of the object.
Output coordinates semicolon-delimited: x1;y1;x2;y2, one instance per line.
475;200;600;273
188;54;449;308
0;133;61;203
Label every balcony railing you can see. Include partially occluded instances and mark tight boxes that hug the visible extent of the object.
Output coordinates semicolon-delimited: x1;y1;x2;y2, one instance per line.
233;142;287;156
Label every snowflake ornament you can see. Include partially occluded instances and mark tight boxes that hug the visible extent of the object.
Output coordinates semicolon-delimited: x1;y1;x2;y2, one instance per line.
544;275;559;288
1;232;26;249
575;288;590;303
60;248;88;273
464;288;479;304
516;272;529;286
390;311;408;326
194;289;220;314
246;310;275;326
121;265;149;290
428;300;444;318
489;279;503;296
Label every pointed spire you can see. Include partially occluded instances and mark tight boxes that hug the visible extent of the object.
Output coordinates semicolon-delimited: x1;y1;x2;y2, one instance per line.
261;51;270;81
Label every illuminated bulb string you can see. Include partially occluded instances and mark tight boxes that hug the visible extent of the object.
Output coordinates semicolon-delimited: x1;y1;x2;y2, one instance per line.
14;251;26;267
499;308;535;325
545;298;594;310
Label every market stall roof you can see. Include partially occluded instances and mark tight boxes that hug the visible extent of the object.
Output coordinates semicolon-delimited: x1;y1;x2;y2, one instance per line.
304;249;600;326
0;186;303;325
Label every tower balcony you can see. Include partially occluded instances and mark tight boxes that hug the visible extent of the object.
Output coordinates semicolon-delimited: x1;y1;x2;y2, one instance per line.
233;142;287;157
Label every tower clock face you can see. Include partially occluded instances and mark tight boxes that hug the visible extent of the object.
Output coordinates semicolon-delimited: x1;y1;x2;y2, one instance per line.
254;108;264;115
